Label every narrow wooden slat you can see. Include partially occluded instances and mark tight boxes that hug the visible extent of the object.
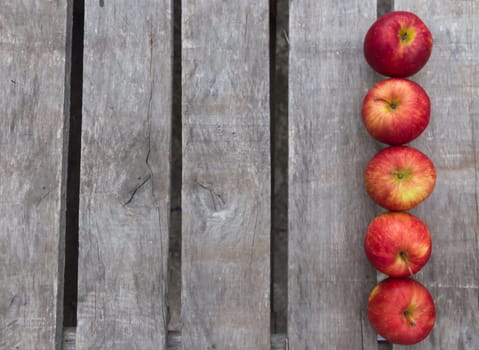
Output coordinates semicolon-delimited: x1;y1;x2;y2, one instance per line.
393;1;479;349
76;1;172;348
0;1;71;349
181;0;271;348
288;0;379;348
168;333;286;350
166;333;288;350
64;329;287;350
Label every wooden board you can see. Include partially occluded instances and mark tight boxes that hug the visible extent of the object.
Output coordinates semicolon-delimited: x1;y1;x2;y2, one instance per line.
393;1;479;349
181;0;271;348
63;329;287;350
288;0;380;348
0;1;71;349
76;1;172;349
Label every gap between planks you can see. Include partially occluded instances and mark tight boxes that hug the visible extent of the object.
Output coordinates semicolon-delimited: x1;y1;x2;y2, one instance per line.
62;328;287;350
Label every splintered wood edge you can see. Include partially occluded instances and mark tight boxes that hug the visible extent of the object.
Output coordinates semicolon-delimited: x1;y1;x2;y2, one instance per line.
63;328;287;349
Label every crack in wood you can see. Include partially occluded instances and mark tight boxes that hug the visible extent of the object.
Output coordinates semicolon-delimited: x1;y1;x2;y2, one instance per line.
123;175;152;206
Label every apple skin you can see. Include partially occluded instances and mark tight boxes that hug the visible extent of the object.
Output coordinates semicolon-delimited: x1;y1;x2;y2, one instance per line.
364;11;433;77
367;277;435;345
364;212;432;277
364;146;436;211
362;78;430;145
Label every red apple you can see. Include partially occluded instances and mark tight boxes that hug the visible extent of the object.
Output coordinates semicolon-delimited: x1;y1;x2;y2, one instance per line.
364;146;436;211
362;78;430;145
368;277;435;345
364;11;433;77
364;212;432;277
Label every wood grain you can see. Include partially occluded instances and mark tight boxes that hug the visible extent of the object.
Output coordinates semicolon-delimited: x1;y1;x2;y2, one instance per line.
288;0;380;348
393;1;479;349
0;1;71;349
76;1;172;349
181;0;271;348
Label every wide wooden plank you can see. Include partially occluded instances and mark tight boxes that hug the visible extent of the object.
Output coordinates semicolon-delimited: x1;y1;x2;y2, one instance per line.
288;0;379;348
76;1;172;349
181;0;271;348
63;329;288;350
0;1;71;349
393;1;479;349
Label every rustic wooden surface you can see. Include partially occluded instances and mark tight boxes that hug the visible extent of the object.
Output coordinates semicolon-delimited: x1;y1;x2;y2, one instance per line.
181;0;271;348
0;1;71;349
3;1;479;349
76;1;172;349
393;1;479;349
288;0;380;348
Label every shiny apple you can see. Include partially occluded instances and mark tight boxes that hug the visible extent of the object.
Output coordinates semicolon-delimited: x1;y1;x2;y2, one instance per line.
364;146;436;211
367;277;435;345
364;11;433;77
364;212;432;277
362;78;430;145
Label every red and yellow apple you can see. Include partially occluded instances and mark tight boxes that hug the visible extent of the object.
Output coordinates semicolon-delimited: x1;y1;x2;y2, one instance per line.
368;277;435;345
364;146;436;211
362;78;430;145
364;212;431;277
364;11;433;77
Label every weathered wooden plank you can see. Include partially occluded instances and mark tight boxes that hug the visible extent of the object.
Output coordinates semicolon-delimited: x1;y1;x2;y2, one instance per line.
393;1;479;349
0;1;71;349
167;333;286;350
181;0;271;348
64;328;287;350
288;0;379;348
76;1;172;349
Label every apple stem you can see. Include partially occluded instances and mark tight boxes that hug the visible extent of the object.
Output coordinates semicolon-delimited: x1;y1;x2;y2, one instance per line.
373;96;390;104
399;251;414;275
373;96;398;110
403;310;416;327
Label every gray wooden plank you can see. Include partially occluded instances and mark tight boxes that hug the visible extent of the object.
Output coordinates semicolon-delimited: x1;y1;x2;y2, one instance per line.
181;0;271;348
166;332;288;350
76;1;172;349
392;1;479;349
169;333;287;350
0;1;72;349
167;332;286;350
64;329;287;350
288;0;379;348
